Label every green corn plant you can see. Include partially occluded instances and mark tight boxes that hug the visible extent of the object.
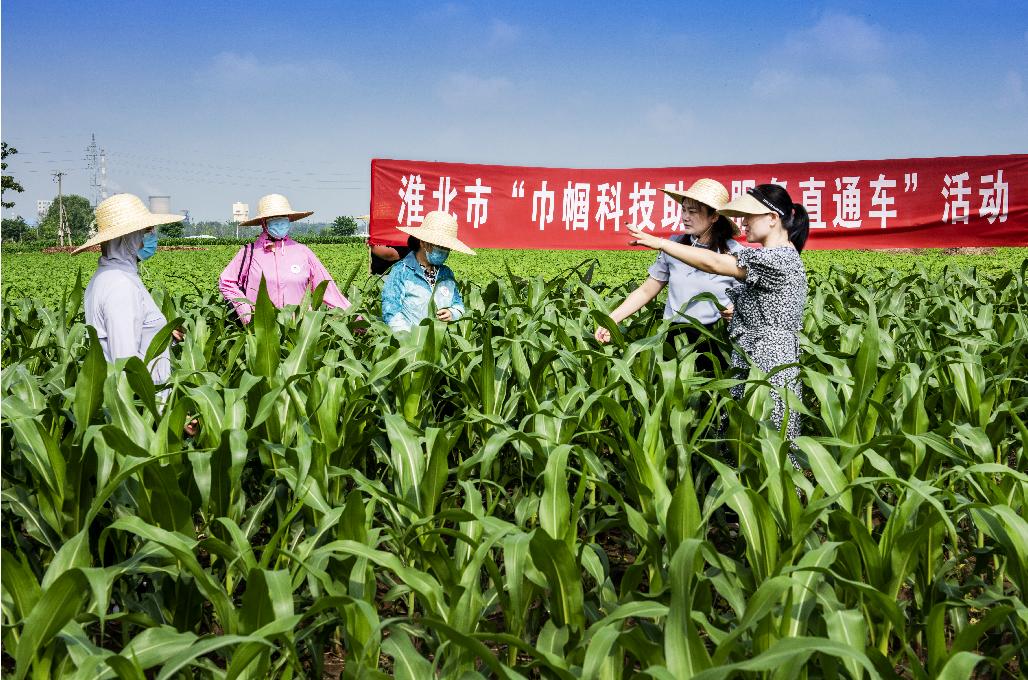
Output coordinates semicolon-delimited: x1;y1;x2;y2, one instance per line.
2;255;1025;678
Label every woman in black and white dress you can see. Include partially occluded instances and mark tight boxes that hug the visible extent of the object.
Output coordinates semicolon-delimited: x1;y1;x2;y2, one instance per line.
627;184;809;463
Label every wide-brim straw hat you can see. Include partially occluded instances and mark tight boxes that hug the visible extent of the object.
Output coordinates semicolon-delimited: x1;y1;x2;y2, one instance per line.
396;210;476;256
72;193;184;254
660;178;740;236
240;193;313;226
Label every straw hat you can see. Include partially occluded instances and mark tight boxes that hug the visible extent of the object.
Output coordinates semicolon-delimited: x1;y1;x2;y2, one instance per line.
660;178;740;236
240;193;313;226
396;211;476;256
72;193;184;254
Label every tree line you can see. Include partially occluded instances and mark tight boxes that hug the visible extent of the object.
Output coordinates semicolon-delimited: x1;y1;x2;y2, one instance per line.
2;140;362;245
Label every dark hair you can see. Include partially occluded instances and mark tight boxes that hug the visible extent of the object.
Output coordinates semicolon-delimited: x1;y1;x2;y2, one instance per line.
407;235;421;252
753;183;809;252
684;198;736;254
710;215;737;254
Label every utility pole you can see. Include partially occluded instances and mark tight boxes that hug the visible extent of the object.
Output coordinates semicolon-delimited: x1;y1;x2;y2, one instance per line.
52;171;71;247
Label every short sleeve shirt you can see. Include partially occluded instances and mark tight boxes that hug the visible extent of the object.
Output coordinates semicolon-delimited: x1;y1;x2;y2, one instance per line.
648;236;744;325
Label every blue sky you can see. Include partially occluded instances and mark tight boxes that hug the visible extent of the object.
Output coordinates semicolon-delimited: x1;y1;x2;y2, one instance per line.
2;0;1026;222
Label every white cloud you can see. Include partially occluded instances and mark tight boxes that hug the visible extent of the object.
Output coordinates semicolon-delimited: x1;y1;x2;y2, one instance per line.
750;69;798;99
489;19;521;47
785;12;890;66
751;67;898;100
644;103;694;134
750;12;905;104
194;52;347;91
437;73;514;107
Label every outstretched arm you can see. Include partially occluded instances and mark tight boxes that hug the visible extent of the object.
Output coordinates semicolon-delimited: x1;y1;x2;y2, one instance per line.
595;277;665;343
627;227;746;281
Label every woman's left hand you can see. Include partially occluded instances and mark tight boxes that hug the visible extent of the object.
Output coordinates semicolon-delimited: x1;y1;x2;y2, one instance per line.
436;308;453;322
172;328;185;343
627;227;665;251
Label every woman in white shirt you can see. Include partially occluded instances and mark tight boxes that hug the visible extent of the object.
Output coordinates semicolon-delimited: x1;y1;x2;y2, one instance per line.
595;178;741;370
73;193;185;383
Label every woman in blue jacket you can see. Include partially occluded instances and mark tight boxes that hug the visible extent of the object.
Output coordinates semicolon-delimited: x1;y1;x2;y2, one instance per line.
382;210;475;332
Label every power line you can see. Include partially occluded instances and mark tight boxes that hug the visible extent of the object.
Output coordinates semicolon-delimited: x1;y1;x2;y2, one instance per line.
105;149;364;177
105;159;368;190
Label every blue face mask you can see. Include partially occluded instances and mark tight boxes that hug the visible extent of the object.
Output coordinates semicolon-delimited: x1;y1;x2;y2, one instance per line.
426;246;450;266
267;217;291;240
137;231;158;261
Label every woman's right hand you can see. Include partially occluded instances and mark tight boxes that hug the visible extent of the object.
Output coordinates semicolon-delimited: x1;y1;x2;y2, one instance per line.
595;326;612;343
720;304;734;322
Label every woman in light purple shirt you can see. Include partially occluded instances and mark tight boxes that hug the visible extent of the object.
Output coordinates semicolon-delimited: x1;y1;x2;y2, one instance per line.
74;194;186;384
596;179;741;369
219;194;350;323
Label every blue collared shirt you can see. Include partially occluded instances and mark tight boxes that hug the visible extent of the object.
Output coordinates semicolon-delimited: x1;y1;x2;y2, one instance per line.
381;252;465;332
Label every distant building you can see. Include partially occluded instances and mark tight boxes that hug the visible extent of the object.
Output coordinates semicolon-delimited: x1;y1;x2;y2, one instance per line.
36;200;52;222
232;202;249;223
149;195;171;214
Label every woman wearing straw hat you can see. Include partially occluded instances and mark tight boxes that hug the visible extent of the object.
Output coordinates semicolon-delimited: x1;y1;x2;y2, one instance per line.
627;184;810;463
219;193;350;323
73;193;184;384
595;178;743;369
382;210;475;332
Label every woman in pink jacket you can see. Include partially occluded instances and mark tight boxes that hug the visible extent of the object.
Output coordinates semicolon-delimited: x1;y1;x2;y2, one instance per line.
219;194;350;323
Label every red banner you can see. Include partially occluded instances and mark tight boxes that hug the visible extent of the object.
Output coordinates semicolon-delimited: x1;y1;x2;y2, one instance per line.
370;155;1028;249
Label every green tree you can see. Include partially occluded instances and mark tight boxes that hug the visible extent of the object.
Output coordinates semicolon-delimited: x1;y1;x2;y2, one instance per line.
331;215;357;237
39;194;94;243
2;215;30;241
159;220;185;238
2;142;25;210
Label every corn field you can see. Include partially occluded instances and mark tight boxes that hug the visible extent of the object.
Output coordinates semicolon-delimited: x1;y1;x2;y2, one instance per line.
1;260;1026;679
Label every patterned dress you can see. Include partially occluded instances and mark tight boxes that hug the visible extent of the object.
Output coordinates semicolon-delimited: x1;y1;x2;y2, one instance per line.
725;246;807;463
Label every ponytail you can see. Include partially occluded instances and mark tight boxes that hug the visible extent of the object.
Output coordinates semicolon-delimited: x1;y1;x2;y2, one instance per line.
752;183;809;253
786;203;809;252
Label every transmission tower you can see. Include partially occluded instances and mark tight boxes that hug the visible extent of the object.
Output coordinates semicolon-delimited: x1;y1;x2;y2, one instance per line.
85;134;100;208
52;171;72;247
